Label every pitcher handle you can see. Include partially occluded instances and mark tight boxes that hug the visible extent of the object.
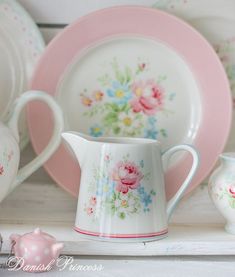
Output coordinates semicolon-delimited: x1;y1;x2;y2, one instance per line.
7;90;64;192
162;144;199;221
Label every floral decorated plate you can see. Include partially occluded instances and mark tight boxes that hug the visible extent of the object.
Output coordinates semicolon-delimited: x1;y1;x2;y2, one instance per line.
0;0;45;149
28;7;231;200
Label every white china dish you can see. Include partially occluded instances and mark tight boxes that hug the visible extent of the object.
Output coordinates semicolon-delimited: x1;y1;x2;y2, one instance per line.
0;0;45;149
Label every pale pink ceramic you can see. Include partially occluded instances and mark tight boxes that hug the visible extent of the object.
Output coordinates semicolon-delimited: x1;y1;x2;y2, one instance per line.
10;228;64;272
27;7;232;200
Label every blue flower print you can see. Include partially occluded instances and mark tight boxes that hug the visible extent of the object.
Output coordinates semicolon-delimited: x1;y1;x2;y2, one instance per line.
148;116;157;126
96;177;115;198
139;160;144;168
144;129;158;139
137;186;145;195
89;125;103;137
138;186;153;210
169;92;176;101
141;193;152;207
143;208;150;213
107;81;132;105
144;117;158;139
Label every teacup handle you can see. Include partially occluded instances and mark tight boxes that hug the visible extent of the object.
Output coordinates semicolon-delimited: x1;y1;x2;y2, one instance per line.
7;90;64;192
162;144;199;221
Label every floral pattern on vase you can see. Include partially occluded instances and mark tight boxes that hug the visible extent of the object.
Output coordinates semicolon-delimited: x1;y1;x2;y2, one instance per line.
84;154;156;220
0;147;14;176
211;184;235;209
208;154;235;234
80;58;175;139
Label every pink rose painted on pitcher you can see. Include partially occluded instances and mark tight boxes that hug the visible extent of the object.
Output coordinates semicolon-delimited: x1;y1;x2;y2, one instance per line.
90;196;97;206
228;185;235;198
130;79;164;115
112;161;143;193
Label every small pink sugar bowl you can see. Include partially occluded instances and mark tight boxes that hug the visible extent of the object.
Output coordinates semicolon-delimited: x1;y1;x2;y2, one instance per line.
10;228;64;273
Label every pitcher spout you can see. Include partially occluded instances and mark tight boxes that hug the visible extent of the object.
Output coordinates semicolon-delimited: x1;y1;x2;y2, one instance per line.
61;132;89;167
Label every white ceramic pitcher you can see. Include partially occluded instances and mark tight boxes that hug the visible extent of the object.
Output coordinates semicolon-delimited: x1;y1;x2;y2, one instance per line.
62;132;199;242
209;153;235;235
0;90;63;203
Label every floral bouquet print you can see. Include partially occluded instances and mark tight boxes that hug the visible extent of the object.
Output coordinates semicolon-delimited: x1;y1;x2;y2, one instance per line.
84;154;156;220
80;58;174;139
212;184;235;209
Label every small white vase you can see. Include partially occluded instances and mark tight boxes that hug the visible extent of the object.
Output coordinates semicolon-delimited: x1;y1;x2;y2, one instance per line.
209;153;235;234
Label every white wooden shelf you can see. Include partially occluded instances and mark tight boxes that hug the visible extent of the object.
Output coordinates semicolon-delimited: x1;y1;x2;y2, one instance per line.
0;223;234;256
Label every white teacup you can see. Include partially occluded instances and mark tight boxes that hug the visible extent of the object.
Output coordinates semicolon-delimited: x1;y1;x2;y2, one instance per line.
62;133;199;242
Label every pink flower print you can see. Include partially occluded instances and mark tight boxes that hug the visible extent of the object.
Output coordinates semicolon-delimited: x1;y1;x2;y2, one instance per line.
105;154;110;161
130;79;164;115
86;207;94;215
0;165;4;175
228;185;235;198
112;161;143;194
81;95;92;106
138;63;146;71
93;90;104;101
89;196;97;206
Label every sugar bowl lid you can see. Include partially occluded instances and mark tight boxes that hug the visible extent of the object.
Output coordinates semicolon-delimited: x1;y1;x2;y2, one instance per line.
19;228;56;242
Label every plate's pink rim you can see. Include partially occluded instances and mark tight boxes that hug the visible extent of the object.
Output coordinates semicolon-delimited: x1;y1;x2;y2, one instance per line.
27;6;232;200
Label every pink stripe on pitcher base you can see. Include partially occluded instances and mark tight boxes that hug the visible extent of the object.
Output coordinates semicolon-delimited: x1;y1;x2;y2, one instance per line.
74;227;168;238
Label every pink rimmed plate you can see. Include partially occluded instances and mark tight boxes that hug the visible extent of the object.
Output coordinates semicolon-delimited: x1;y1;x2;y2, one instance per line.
28;7;232;200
